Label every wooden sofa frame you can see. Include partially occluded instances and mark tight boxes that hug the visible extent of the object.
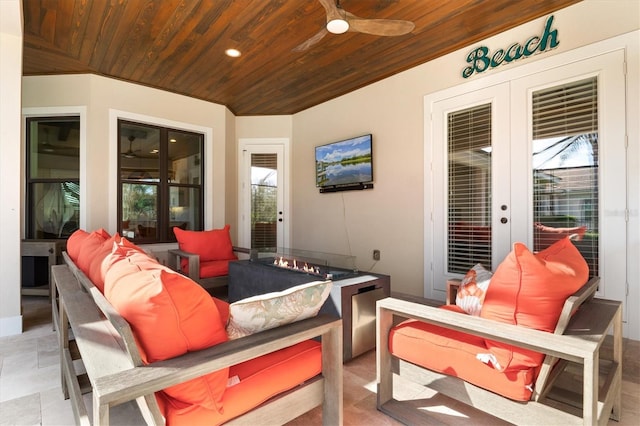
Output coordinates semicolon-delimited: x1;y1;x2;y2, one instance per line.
52;252;343;426
167;246;251;295
377;277;623;425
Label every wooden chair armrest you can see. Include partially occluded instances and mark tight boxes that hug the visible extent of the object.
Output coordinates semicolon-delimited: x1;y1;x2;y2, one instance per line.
446;279;461;305
167;248;200;280
93;315;342;407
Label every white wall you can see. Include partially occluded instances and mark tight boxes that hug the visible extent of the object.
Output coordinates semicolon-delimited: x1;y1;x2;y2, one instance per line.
0;0;23;336
286;0;639;337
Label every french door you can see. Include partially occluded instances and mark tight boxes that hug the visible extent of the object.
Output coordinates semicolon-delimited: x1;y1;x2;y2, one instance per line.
429;50;627;326
238;139;289;250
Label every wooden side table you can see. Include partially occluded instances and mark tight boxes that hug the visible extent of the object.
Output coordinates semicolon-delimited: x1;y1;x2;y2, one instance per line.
21;239;66;300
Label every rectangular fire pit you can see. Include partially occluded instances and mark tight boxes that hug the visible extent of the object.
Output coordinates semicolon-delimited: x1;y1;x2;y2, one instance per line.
228;251;390;362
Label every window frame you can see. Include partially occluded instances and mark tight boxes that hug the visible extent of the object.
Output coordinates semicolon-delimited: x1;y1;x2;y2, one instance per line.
25;115;81;240
117;119;204;243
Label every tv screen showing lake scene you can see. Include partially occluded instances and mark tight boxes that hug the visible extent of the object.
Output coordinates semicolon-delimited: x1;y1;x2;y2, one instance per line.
316;134;373;187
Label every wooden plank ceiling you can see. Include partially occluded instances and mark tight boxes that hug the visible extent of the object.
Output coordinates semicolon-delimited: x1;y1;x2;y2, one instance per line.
22;0;580;116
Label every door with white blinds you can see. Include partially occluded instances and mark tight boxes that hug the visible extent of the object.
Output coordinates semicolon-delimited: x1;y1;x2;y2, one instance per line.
511;50;627;318
238;140;287;250
430;50;627;326
431;83;512;293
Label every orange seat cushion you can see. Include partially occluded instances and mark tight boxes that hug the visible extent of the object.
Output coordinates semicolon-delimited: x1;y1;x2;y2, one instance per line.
199;259;233;279
480;237;589;372
389;316;536;401
156;340;322;425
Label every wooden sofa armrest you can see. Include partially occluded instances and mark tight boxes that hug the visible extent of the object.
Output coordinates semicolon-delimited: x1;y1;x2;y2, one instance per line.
94;315;343;425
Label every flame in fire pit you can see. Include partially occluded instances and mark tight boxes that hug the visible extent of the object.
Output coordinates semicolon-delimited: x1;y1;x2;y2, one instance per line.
273;256;327;277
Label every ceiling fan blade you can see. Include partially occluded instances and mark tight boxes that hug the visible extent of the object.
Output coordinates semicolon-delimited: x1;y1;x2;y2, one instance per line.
318;0;340;21
346;12;415;36
292;28;328;52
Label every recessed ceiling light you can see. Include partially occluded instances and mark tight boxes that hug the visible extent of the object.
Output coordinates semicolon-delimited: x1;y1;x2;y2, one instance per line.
225;48;241;58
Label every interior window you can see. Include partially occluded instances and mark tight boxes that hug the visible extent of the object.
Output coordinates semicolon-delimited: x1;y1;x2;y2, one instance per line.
25;117;80;239
118;120;204;243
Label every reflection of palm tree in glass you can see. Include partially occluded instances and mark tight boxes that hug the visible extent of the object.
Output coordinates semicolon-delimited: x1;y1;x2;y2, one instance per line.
123;183;157;221
533;133;598;170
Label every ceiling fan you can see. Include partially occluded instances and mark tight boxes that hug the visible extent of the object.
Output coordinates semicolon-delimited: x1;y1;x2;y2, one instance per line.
293;0;415;52
38;128;79;156
122;135;141;159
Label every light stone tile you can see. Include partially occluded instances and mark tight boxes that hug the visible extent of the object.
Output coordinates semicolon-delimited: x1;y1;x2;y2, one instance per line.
0;393;41;426
40;387;75;426
0;361;59;403
37;333;60;369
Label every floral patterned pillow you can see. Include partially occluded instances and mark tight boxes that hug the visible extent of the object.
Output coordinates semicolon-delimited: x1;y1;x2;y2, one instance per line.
456;263;492;316
226;280;332;339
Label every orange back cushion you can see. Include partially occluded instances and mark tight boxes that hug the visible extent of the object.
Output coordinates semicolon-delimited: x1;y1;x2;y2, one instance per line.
480;237;588;371
75;229;110;275
104;265;229;412
174;225;236;262
87;233;121;292
66;229;89;262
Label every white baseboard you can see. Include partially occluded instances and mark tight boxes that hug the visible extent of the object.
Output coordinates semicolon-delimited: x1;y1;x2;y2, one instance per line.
0;314;22;337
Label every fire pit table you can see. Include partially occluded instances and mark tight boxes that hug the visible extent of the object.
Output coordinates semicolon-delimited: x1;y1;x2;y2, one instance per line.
228;248;390;362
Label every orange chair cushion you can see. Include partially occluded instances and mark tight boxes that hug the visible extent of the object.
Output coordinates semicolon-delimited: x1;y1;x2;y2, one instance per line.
480;237;588;371
104;264;229;412
156;340;322;425
174;225;237;263
199;259;233;279
389;316;536;401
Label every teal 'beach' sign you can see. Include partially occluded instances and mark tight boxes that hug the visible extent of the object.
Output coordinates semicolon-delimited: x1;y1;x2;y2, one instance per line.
462;15;559;78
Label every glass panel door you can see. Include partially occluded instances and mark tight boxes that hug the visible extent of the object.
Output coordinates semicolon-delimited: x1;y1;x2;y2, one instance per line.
431;83;511;292
239;141;286;250
251;153;278;249
531;77;599;276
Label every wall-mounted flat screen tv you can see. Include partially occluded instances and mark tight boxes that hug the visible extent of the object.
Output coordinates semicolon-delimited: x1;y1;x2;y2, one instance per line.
315;134;373;192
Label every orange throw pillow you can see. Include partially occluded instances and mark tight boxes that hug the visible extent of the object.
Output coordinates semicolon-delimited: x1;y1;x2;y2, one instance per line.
174;225;236;262
480;237;588;371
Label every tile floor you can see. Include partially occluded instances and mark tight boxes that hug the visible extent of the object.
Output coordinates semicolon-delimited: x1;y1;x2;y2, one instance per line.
1;296;639;425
